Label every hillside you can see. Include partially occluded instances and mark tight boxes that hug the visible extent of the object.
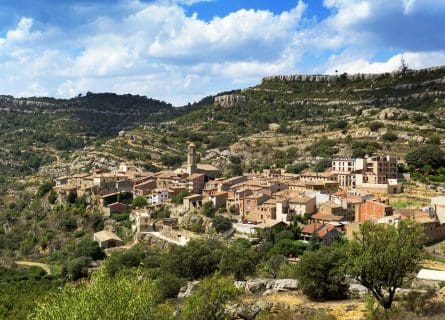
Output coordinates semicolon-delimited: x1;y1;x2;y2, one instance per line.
0;93;181;179
75;66;445;177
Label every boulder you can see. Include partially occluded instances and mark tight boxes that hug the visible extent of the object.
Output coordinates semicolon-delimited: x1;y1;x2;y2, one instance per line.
245;279;267;294
349;284;369;297
267;279;299;292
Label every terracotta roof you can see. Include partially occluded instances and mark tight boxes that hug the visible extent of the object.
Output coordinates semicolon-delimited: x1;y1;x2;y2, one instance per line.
320;201;342;208
187;173;204;180
302;223;338;238
289;196;313;204
311;213;344;222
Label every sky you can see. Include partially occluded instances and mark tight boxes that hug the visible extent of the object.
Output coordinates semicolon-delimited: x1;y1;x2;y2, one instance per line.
1;0;445;105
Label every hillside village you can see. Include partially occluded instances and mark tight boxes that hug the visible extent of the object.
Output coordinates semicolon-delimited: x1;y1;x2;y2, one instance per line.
53;142;445;251
2;67;445;320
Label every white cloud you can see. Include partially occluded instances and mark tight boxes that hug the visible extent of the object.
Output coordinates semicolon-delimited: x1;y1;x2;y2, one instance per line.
325;51;445;74
0;1;308;104
0;0;445;105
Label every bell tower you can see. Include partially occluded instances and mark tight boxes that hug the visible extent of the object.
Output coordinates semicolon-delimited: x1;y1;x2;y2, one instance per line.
187;143;197;175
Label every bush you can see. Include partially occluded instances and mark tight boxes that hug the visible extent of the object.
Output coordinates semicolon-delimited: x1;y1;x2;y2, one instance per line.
48;190;58;204
296;243;348;300
406;145;445;169
202;201;215;218
267;239;308;258
381;132;398;142
65;257;91;280
181;273;240;320
132;196;147;207
307;138;338;158
111;212;130;222
162;239;223;280
286;163;309;174
219;243;257;280
212;216;232;233
105;246;146;277
74;239;105;260
36;182;53;198
313;158;332;172
58;216;77;232
171;189;190;205
33;269;171;320
369;122;384;132
155;273;186;302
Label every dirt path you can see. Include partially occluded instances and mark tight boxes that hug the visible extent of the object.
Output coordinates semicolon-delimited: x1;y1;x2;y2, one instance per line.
15;260;53;275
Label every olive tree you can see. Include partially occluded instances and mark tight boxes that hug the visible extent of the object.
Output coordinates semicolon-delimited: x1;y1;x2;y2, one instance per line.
346;220;426;310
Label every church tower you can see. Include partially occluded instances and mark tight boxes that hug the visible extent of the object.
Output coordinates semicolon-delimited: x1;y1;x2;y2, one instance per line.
187;143;197;175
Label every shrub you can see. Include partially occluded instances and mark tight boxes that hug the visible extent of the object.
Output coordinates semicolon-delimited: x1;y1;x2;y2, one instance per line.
155;273;186;302
74;239;105;260
369;122;384;132
202;201;215;218
406;145;445;169
212;216;232;233
181;273;240;320
132;196;148;207
65;257;91;280
296;243;348;300
267;239;308;258
33;269;172;320
381;132;398;142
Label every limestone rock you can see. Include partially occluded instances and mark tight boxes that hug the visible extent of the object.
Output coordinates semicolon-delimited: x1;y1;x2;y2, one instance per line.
177;281;199;299
245;279;267;294
267;279;299;292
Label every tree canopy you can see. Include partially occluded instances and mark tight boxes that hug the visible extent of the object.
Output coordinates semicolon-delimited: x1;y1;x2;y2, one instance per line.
405;145;445;169
33;270;173;320
296;242;348;300
345;220;426;310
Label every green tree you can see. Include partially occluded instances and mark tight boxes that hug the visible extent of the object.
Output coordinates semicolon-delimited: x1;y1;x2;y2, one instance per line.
65;257;91;281
104;245;146;277
48;190;57;204
74;239;105;260
381;132;398;142
132;196;148;207
154;272;186;302
296;243;348;300
313;158;332;173
162;239;223;280
219;243;256;280
181;273;240;320
345;220;426;310
263;255;287;279
171;189;190;205
369;122;384;132
33;270;173;320
36;182;53;199
267;239;308;258
202;201;215;217
406;145;445;169
212;216;232;233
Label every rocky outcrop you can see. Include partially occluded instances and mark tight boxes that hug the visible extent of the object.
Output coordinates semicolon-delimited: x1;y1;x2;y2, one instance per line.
233;279;299;295
214;94;246;107
263;65;445;83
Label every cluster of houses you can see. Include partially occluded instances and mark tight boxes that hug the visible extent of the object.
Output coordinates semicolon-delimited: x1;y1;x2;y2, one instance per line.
54;143;445;248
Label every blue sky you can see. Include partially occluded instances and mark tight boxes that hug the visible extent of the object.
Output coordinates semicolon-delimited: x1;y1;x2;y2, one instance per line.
1;0;445;105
